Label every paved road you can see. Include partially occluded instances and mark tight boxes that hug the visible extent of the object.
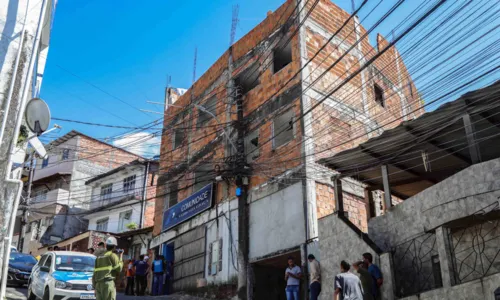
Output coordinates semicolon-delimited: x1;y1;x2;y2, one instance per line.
5;287;208;300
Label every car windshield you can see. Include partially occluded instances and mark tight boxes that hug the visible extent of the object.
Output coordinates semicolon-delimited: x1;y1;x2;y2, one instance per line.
10;253;37;264
55;255;95;272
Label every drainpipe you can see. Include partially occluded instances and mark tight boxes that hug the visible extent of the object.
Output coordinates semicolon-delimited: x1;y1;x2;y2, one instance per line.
0;1;49;299
139;161;150;228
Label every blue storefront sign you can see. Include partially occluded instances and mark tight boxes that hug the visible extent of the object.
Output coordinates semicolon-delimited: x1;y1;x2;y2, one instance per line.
162;183;213;231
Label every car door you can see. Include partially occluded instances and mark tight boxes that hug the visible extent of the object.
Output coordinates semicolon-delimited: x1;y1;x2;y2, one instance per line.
31;254;46;297
36;254;52;297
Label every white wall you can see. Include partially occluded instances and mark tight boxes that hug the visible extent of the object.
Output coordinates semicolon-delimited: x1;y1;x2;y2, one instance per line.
204;199;239;284
249;182;305;260
33;137;77;181
87;202;141;234
87;166;145;210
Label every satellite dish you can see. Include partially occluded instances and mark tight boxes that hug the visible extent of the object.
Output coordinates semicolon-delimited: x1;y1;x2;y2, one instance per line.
25;98;51;135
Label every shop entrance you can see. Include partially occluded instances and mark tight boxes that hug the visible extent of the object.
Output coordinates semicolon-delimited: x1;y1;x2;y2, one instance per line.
252;250;302;300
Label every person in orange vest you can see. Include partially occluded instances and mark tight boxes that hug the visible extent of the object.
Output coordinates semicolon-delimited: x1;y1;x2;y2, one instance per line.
125;259;135;295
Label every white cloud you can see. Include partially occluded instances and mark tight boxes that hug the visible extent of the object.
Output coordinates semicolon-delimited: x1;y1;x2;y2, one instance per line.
112;132;160;158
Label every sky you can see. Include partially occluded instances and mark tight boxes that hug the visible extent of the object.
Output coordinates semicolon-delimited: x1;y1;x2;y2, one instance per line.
39;0;353;157
39;1;497;157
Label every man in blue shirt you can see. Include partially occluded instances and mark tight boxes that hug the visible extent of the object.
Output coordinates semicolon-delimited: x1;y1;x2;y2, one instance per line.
362;253;383;300
152;255;165;295
134;255;149;295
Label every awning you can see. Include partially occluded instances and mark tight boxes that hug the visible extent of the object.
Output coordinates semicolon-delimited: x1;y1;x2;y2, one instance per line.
318;82;500;199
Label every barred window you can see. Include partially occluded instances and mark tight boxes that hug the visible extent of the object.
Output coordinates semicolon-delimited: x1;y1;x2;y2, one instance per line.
100;183;113;200
123;175;136;193
96;218;108;231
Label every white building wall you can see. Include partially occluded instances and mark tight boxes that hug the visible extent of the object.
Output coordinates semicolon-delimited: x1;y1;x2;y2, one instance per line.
88;167;145;210
248;182;305;260
87;202;142;234
204;199;239;284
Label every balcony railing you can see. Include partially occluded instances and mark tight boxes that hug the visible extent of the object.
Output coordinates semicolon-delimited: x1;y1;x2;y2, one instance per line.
89;187;143;210
29;189;70;208
391;232;443;298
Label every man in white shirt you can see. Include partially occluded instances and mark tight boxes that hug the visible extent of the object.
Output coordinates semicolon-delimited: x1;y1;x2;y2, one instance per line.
308;254;321;300
284;257;302;300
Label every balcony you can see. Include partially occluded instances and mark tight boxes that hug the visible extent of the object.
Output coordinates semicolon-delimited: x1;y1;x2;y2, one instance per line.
29;188;70;209
89;187;143;211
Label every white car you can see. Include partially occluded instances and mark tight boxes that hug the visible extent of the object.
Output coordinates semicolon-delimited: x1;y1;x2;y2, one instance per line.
28;251;96;300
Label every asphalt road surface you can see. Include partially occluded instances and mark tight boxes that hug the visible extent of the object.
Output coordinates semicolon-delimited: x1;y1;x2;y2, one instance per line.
5;286;209;300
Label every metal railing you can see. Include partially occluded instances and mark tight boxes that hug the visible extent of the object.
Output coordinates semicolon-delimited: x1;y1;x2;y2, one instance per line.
391;232;443;297
450;218;500;284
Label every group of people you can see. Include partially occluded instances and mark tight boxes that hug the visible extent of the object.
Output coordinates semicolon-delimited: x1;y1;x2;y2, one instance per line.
123;254;173;296
285;253;383;300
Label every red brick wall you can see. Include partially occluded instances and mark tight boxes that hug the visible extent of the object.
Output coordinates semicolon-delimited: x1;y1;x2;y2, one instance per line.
143;172;157;228
78;136;140;169
316;182;368;232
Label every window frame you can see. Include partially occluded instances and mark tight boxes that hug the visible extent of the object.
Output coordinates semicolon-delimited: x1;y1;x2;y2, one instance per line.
272;109;295;149
208;238;223;276
172;128;185;150
100;183;113;201
96;218;109;232
123;175;136;193
118;210;133;232
273;42;293;74
197;96;218;127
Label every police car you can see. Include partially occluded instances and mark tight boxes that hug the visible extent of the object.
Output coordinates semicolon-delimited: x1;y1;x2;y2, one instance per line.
28;251;96;300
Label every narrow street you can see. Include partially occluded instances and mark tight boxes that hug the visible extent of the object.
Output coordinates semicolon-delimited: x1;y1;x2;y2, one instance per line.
4;287;209;300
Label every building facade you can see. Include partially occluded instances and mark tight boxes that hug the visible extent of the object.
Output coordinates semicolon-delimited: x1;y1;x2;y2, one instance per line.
317;83;500;300
151;0;422;296
84;159;158;236
18;130;140;254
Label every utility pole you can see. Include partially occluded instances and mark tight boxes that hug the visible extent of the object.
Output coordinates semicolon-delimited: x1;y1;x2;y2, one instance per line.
18;156;35;253
228;52;250;300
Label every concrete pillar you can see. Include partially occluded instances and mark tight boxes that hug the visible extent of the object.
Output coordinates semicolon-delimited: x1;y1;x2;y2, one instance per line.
381;165;392;210
435;226;455;287
463;113;481;164
379;253;395;300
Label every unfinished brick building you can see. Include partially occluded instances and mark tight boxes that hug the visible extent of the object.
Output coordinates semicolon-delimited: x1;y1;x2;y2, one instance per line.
151;0;422;296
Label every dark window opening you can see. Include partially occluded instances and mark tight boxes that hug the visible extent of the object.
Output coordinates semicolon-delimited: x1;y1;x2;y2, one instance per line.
42;158;49;168
197;96;217;127
374;84;385;107
273;110;294;149
408;82;413;97
167;182;179;208
273;42;292;74
173;129;185;149
194;164;213;192
235;63;260;95
62;149;70;160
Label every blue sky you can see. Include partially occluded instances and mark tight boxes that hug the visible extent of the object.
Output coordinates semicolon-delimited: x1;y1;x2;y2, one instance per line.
40;1;497;157
40;0;355;156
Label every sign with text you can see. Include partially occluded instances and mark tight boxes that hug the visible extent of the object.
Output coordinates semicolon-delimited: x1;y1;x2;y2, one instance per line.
162;184;213;232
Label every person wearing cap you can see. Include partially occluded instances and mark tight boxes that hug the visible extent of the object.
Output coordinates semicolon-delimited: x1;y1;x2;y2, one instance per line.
93;237;123;300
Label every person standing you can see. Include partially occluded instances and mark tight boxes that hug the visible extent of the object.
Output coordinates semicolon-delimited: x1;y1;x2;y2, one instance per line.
284;257;302;300
93;237;123;300
353;261;374;300
134;255;148;295
125;259;135;295
307;254;321;300
152;255;165;295
362;253;383;300
334;260;364;300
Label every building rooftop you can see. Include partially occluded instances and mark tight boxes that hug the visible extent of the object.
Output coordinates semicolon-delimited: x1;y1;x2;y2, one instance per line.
319;81;500;199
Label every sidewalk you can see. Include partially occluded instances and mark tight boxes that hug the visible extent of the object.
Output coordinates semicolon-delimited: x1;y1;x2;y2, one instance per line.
117;293;209;300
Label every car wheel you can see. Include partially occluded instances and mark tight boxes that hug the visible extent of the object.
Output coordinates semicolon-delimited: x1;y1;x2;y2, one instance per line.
27;284;36;300
43;287;50;300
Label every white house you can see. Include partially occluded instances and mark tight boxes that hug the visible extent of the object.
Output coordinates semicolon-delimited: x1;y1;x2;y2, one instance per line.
84;159;158;237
